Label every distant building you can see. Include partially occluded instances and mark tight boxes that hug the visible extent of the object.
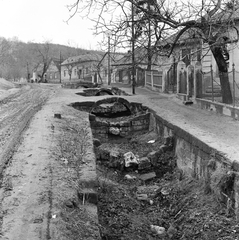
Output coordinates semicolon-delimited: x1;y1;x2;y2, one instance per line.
32;59;61;83
60;53;105;83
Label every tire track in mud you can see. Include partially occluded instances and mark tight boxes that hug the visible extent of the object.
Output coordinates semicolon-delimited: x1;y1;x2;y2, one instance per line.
0;86;54;237
0;88;52;179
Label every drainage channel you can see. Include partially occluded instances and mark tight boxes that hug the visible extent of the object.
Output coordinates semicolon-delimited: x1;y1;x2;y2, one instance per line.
70;96;239;240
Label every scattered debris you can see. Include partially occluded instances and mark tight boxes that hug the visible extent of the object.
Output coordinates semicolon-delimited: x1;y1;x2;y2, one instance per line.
150;225;166;236
136;193;148;201
124;174;136;180
124;151;139;168
109;127;120;135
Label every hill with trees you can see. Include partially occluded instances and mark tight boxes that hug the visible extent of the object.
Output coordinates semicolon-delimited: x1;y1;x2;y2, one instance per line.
0;37;103;81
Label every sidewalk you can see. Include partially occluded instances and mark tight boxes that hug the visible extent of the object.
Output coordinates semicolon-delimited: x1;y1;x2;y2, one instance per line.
112;83;239;163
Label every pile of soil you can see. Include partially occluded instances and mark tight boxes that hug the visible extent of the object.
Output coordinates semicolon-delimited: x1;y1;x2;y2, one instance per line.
97;132;239;240
0;78;16;90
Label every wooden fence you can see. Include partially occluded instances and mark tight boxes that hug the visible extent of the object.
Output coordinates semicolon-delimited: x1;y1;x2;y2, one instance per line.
145;70;163;91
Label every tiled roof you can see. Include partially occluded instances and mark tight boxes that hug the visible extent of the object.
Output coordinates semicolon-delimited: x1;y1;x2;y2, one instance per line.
112;47;158;67
61;52;104;65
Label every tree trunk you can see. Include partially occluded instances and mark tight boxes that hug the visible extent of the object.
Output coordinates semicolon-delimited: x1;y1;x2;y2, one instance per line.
210;46;232;104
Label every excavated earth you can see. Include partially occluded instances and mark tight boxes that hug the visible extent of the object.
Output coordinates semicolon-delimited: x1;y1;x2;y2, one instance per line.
0;83;239;240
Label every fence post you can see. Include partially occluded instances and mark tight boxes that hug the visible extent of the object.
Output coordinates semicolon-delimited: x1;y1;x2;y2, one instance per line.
210;64;214;102
151;71;153;90
233;63;236;107
145;71;146;87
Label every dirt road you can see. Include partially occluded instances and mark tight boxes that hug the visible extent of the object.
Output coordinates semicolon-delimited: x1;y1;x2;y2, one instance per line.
0;84;100;240
0;84;53;171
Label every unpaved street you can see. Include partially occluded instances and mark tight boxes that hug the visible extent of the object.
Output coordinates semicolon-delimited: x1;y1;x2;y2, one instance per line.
0;84;54;171
0;84;100;240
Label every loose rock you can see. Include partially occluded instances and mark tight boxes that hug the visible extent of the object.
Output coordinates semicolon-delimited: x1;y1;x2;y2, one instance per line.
124;152;138;168
150;225;166;236
139;172;156;181
124;174;136;180
109;127;120;135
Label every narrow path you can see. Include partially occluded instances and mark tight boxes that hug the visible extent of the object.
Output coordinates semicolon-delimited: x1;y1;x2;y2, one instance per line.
1;97;55;239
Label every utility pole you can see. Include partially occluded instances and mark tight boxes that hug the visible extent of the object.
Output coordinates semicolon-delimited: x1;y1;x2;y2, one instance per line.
26;62;30;81
59;51;62;83
131;1;136;94
147;0;152;71
108;35;111;85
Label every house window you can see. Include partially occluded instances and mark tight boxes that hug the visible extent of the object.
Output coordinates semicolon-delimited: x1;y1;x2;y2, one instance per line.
78;69;82;78
50;74;52;79
55;73;57;79
182;49;191;66
86;67;89;74
74;69;77;76
64;70;67;77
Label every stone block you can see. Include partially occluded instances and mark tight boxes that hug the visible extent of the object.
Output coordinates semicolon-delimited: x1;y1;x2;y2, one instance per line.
95;127;108;134
124;152;139;168
138;157;151;170
139;172;156;181
120;126;131;132
131;120;141;126
132;125;145;131
109;127;120;135
119;131;128;137
119;121;131;127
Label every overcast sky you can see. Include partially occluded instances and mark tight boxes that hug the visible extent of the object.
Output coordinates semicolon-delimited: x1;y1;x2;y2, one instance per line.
0;0;103;50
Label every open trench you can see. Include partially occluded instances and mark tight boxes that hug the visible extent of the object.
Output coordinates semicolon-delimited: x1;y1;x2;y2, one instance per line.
69;88;239;240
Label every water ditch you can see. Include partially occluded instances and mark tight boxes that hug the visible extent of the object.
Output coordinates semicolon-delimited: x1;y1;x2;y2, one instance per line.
69;94;239;240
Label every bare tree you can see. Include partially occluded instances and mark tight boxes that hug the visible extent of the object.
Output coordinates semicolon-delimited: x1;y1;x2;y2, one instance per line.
68;0;239;104
34;41;53;82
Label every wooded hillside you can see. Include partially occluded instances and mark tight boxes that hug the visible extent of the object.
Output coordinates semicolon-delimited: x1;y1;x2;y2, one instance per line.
0;37;103;80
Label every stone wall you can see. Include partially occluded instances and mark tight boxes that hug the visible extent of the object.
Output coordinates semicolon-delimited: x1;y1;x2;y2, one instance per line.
150;109;239;218
195;98;239;120
90;113;150;142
